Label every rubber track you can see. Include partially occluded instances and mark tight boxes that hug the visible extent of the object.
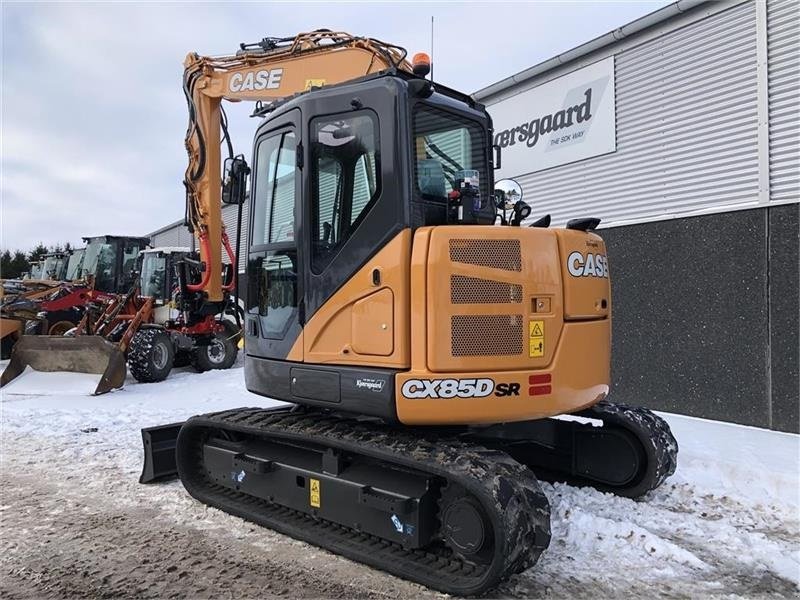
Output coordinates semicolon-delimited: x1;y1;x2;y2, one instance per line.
579;401;679;497
176;408;551;596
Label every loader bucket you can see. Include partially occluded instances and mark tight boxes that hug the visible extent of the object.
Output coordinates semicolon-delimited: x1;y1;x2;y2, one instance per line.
0;336;127;395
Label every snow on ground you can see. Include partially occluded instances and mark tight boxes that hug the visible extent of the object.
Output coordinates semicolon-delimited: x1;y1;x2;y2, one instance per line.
1;358;798;598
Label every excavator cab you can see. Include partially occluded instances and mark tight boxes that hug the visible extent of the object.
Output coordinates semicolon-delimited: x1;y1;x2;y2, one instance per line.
243;72;495;368
242;72;540;416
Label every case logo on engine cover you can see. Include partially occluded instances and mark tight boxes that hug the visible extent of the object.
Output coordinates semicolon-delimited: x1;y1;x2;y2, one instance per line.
567;251;609;278
401;378;520;399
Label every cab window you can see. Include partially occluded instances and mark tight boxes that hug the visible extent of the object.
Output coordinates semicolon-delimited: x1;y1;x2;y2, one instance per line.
413;104;487;202
252;131;297;246
310;112;380;273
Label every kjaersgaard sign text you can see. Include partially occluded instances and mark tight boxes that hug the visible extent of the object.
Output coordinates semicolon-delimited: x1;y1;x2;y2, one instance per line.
490;56;616;176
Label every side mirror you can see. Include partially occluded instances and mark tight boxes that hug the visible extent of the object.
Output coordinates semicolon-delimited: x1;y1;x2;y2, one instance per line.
222;155;250;205
494;179;523;207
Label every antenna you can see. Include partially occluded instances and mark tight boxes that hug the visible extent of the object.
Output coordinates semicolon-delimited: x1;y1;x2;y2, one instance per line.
430;15;434;81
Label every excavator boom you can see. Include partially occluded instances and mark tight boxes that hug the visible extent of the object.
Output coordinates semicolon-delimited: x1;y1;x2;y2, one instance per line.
183;31;412;301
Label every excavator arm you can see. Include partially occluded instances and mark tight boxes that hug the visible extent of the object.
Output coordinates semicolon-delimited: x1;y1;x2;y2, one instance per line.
182;31;413;301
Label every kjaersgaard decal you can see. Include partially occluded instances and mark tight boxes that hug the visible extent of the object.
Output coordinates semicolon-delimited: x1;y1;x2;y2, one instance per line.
356;378;386;392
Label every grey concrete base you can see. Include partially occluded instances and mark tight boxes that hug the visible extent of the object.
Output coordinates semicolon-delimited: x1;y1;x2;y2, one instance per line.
601;204;798;433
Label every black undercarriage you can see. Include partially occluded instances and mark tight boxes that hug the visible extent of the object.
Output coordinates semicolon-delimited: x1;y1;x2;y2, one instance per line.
140;402;677;595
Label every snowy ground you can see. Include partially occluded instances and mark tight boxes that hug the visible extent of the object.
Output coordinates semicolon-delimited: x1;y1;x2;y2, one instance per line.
1;358;798;599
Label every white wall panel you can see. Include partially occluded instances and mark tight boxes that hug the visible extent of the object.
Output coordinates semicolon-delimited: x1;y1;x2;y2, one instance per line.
489;2;762;226
767;0;800;202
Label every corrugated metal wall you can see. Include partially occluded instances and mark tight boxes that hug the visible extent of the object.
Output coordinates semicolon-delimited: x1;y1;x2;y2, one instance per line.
500;1;761;226
150;202;248;273
767;0;800;202
150;221;194;249
221;201;249;272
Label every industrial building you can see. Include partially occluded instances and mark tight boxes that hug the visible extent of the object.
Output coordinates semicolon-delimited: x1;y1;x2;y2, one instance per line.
474;0;799;432
150;0;798;431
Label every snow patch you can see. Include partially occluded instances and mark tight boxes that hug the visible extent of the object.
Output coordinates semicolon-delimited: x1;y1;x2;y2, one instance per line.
1;367;103;396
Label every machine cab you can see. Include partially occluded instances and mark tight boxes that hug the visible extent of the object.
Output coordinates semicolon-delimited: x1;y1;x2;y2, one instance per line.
242;73;500;418
81;235;151;293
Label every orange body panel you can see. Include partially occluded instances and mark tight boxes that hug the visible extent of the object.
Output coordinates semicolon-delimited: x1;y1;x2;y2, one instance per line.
397;225;611;425
395;319;609;424
351;288;394;356
289;229;411;368
287;224;611;426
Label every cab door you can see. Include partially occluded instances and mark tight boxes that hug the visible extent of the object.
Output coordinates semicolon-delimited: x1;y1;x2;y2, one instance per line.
245;109;304;361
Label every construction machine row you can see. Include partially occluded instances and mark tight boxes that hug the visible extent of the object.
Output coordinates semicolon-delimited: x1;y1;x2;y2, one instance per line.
1;240;242;394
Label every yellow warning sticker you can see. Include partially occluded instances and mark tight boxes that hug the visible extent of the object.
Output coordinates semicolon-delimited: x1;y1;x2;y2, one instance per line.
305;78;326;90
529;321;544;358
310;478;321;508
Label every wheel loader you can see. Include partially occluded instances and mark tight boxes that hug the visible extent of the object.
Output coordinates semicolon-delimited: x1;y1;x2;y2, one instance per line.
0;235;150;387
132;31;677;595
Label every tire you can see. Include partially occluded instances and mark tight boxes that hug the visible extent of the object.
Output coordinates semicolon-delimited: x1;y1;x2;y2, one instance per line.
48;320;77;336
173;351;192;368
1;335;15;360
128;328;174;383
221;319;243;346
191;330;238;372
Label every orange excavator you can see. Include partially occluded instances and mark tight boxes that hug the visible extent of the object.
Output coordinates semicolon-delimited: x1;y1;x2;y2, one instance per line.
131;30;678;594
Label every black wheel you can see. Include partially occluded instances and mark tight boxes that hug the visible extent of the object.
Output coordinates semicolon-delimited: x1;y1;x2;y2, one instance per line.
128;328;174;383
438;483;495;565
221;319;242;345
191;330;238;372
1;335;15;360
48;320;77;336
173;351;192;368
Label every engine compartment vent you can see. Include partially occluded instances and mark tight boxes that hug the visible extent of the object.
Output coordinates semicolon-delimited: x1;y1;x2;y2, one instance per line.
448;239;521;271
450;275;522;304
451;315;524;356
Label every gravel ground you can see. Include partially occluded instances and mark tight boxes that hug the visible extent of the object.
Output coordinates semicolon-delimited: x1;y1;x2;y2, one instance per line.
1;362;797;598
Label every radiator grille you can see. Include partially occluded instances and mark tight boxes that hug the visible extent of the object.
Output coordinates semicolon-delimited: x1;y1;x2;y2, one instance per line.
450;275;522;304
451;315;524;356
449;239;522;271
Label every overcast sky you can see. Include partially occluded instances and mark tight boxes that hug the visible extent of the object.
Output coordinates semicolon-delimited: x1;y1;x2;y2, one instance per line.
1;0;670;250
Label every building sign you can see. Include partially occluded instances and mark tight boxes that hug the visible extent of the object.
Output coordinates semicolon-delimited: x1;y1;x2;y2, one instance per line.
490;56;616;176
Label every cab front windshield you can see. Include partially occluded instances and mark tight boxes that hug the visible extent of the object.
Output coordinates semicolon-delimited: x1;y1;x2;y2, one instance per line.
140;254;167;299
412;104;488;203
65;249;85;281
41;255;65;280
81;240;117;290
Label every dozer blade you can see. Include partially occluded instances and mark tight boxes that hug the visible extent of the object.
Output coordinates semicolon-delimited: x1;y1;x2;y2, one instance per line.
139;422;183;483
0;336;127;396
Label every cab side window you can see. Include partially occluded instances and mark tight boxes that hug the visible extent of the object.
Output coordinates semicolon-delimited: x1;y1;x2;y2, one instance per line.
310;112;380;272
252;132;297;245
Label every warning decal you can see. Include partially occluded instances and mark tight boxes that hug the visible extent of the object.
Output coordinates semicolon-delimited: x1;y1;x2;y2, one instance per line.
310;478;321;508
529;321;544;358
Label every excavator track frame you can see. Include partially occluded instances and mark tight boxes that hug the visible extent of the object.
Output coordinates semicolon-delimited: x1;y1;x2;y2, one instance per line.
465;401;678;498
175;407;551;596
